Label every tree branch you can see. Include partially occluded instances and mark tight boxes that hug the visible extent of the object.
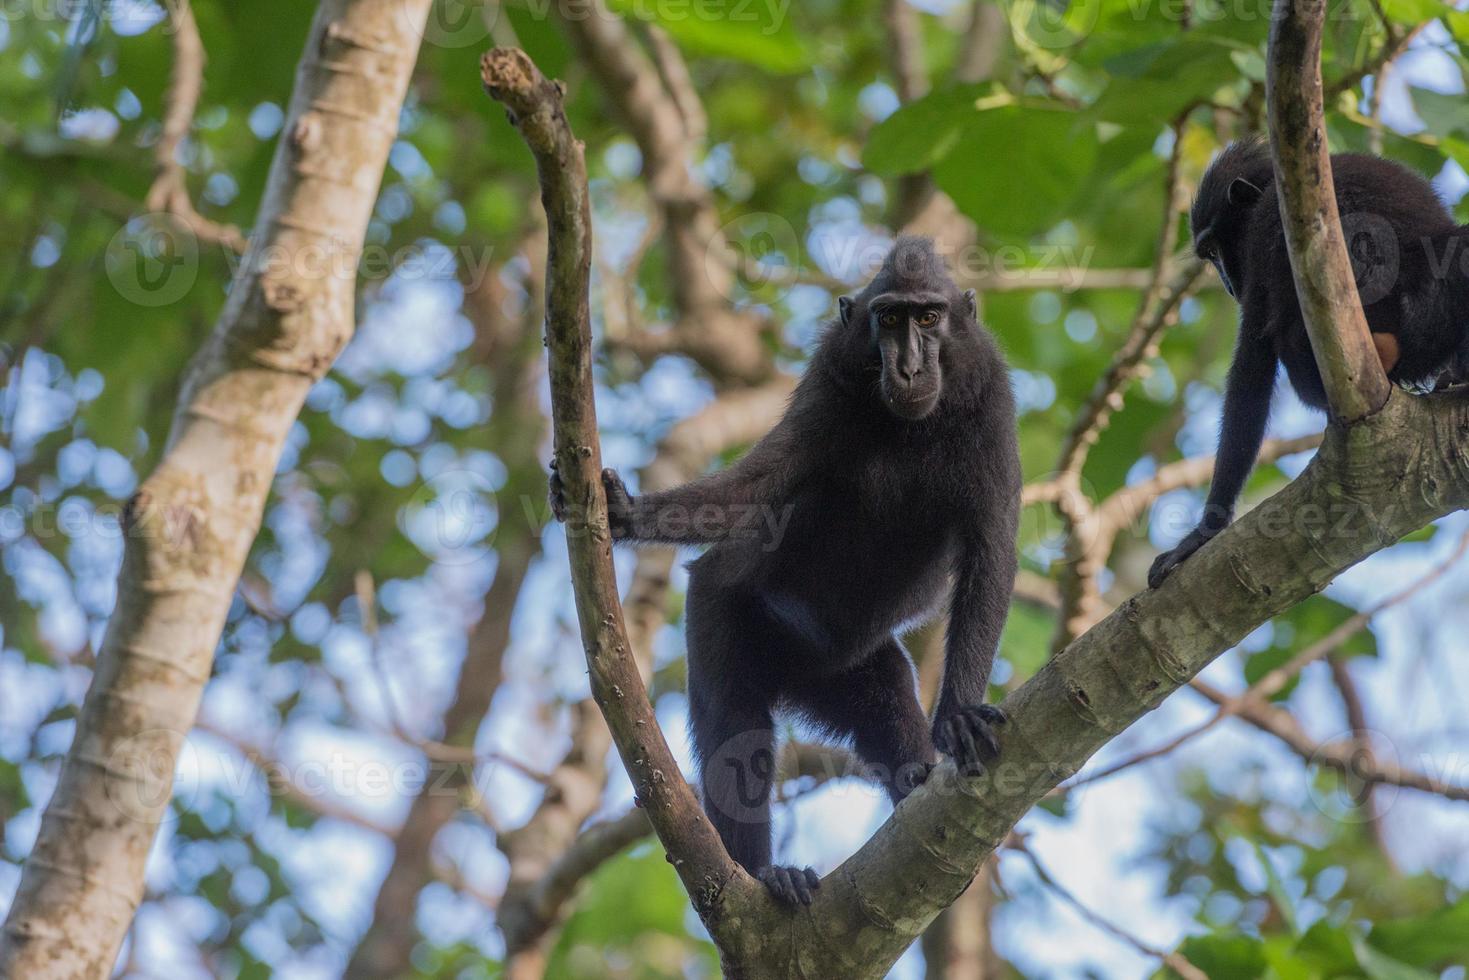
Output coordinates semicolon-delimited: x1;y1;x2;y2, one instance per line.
1047;429;1322;650
1267;0;1390;421
1097;433;1324;533
1326;655;1396;865
554;0;775;385
0;4;432;973
497;702;617;977
753;389;1469;976
1057;257;1204;480
191;719;392;835
496;739;858;961
883;0;928;103
145;0;247;253
1062;528;1467;792
1192;677;1469;803
956;0;1004;84
1015;840;1207;980
479;46;741;941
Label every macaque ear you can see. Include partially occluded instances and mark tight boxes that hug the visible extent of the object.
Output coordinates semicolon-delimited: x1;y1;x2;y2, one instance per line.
839;295;854;326
964;289;977;320
1227;177;1263;208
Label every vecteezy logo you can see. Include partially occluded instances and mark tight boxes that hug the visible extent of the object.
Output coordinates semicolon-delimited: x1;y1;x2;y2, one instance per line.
400;0;495;48
103;727;199;823
705;211;802;303
1010;0;1101;52
105;215;200;307
703;729;779;823
399;465;498;565
1339;212;1400;306
1305;728;1401;823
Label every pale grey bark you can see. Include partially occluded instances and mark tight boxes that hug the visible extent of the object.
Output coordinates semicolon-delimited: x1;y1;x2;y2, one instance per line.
0;3;430;975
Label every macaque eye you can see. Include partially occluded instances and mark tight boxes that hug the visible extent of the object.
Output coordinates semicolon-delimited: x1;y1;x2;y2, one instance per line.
917;310;939;327
879;311;899;327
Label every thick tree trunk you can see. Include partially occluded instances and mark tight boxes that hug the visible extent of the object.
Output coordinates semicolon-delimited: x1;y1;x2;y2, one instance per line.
0;3;430;975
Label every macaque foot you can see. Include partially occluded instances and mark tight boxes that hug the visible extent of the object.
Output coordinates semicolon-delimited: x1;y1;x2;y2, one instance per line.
758;864;821;906
893;760;937;797
1147;526;1217;589
934;704;1006;775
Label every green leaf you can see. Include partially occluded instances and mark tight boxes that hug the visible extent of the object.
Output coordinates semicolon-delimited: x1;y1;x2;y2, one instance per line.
548;846;717;977
1176;933;1268;980
606;0;809;73
933;106;1098;238
1397;523;1439;544
1262;933;1318;980
863;84;996;176
1089;37;1242;124
1448;8;1469;42
1353;937;1440;980
1367;898;1469;968
1241;646;1301;702
1378;0;1451;25
1295;920;1361;974
1407;87;1469;141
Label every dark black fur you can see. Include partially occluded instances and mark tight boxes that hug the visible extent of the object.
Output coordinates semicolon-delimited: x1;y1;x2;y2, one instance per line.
550;237;1021;905
1149;140;1469;588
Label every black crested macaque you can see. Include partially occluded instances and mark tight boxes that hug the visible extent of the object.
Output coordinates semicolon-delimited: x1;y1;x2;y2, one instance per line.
1148;139;1469;588
549;237;1021;905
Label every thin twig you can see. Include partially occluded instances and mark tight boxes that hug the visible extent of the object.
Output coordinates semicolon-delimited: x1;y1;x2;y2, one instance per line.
355;568;410;740
644;25;706;146
1014;840;1209;980
145;0;247;252
1327;655;1397;868
1193;677;1469;803
1063;528;1469;791
883;0;928;103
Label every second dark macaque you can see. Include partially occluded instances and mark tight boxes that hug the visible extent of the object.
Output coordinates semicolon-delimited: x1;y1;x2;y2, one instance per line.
1149;139;1469;588
550;237;1021;905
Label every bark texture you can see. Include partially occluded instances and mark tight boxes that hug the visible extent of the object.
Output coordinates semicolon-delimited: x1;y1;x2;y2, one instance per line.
1267;0;1391;421
0;3;430;975
479;44;742;941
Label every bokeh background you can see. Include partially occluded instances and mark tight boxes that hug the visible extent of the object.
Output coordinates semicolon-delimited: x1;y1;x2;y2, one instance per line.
2;0;1469;976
